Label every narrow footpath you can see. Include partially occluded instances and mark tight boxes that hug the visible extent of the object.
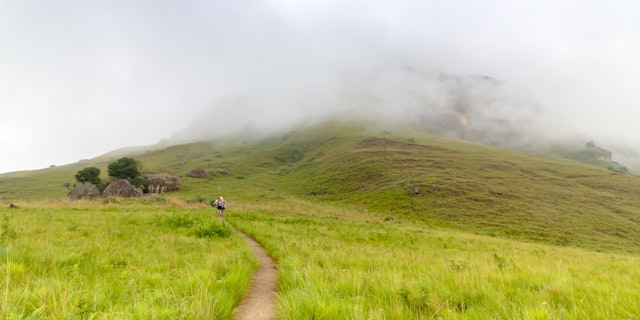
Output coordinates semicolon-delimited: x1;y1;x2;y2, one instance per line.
231;226;279;320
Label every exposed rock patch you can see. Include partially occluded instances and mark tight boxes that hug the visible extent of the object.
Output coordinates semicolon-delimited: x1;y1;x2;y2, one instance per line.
187;168;208;178
68;182;101;200
102;179;143;198
143;173;182;192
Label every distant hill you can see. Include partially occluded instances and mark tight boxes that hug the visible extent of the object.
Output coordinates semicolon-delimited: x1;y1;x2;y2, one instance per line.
1;120;639;254
169;66;545;147
169;65;634;170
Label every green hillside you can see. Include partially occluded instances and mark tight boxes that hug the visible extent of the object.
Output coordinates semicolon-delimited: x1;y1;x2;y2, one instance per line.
2;120;640;254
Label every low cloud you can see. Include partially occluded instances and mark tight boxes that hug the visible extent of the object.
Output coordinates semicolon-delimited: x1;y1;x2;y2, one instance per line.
2;1;640;172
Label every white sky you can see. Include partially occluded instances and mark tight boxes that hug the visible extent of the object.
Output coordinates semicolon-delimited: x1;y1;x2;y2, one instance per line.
1;0;640;173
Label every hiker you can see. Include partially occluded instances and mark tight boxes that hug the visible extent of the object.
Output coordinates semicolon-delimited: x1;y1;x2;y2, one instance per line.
213;196;226;217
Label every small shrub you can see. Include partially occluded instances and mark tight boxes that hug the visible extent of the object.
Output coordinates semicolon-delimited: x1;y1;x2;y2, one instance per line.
102;197;121;204
75;167;104;191
274;147;304;163
506;226;522;236
193;194;207;203
164;214;200;229
147;195;169;204
108;157;144;188
191;221;233;238
398;284;434;315
1;214;17;245
493;252;508;270
449;259;468;271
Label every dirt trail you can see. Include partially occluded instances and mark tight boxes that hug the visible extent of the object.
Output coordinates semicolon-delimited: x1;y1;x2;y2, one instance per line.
233;230;279;320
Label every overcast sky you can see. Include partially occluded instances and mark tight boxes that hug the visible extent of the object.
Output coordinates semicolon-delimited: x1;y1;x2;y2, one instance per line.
2;0;640;173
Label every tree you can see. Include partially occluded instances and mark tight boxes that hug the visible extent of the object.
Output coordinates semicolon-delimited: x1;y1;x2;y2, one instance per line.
108;157;143;188
61;181;72;191
74;167;103;190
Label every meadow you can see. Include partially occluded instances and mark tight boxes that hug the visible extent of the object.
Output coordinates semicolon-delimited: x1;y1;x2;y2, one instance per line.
2;121;640;319
228;200;640;319
0;198;255;319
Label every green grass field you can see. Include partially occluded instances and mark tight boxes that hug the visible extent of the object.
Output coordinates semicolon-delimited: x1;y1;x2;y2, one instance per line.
227;201;640;319
1;200;255;319
1;120;640;319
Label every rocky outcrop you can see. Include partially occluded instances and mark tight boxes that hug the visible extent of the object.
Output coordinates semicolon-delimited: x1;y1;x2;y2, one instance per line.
143;173;182;193
68;182;101;200
102;179;143;198
187;168;208;178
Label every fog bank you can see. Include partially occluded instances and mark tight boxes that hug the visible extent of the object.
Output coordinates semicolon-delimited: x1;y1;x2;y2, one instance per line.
2;1;640;173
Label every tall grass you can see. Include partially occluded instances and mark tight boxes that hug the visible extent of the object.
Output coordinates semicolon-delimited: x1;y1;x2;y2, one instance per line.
0;200;256;319
227;202;640;319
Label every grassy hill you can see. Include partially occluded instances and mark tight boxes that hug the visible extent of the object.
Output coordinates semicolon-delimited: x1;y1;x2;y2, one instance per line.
2;120;640;254
2;120;640;318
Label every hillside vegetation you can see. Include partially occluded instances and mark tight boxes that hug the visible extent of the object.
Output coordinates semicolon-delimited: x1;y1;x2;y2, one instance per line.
2;121;640;254
226;203;640;319
2;121;640;318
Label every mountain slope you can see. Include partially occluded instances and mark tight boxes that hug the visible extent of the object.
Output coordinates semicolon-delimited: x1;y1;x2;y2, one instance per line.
1;120;639;253
252;122;640;253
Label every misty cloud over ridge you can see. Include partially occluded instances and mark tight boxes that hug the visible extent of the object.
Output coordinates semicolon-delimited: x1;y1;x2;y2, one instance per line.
171;65;552;149
2;0;640;173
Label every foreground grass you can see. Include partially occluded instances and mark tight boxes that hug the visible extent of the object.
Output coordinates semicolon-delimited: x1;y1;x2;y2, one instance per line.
0;199;255;319
227;200;640;320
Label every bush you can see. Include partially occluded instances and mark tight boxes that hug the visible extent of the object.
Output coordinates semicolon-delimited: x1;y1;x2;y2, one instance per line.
185;194;207;204
156;214;231;238
75;167;103;190
102;197;121;204
108;157;143;188
191;221;233;238
274;147;304;163
164;214;200;229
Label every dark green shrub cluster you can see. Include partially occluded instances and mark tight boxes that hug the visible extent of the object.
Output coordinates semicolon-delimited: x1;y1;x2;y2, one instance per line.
608;165;628;174
108;157;144;188
274;147;304;163
74;167;104;191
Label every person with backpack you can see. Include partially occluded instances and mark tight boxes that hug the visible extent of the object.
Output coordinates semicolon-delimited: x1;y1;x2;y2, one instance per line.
213;196;226;217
